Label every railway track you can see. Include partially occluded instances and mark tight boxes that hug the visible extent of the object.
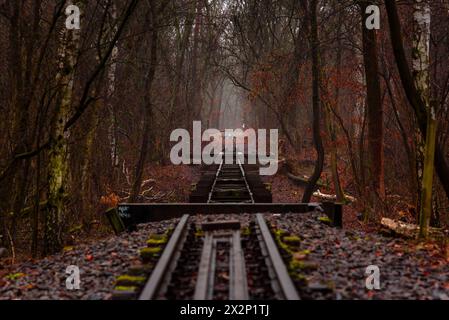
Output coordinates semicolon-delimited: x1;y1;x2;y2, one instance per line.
137;213;299;300
111;154;340;300
111;157;300;300
208;159;254;203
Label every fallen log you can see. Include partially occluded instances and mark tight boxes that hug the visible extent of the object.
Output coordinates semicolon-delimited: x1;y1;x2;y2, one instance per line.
313;189;356;203
380;218;445;239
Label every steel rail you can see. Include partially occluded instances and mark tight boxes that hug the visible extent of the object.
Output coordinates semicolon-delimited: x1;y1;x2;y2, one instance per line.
237;158;255;204
138;161;300;301
207;160;223;203
229;230;249;300
255;214;300;300
139;214;190;300
193;233;216;300
194;230;249;300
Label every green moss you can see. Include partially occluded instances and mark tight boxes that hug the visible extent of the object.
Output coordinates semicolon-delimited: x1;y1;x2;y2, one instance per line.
277;239;293;254
146;238;167;246
241;227;251;236
5;273;26;280
149;234;166;241
114;286;138;292
294;249;311;257
195;229;204;237
115;275;146;286
146;233;169;246
289;260;318;271
282;236;301;246
289;271;308;282
274;229;288;238
318;216;332;224
272;229;295;255
289;259;302;270
140;247;162;261
140;247;161;254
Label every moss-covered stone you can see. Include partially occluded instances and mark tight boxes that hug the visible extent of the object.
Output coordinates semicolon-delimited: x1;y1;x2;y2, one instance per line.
114;285;138;292
148;234;166;241
282;235;301;246
146;238;167;247
241;227;251;236
289;260;319;271
318;216;332;224
140;247;162;262
115;275;146;287
274;229;288;238
272;230;295;255
195;229;204;237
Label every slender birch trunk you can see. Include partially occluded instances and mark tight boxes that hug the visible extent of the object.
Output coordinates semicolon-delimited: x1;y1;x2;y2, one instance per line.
44;1;81;254
107;2;119;172
413;0;436;238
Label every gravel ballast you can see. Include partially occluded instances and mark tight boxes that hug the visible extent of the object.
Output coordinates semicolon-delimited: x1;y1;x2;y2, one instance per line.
0;220;179;300
267;212;449;300
1;212;448;300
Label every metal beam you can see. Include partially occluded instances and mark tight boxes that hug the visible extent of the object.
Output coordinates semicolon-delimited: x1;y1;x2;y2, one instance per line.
116;203;321;229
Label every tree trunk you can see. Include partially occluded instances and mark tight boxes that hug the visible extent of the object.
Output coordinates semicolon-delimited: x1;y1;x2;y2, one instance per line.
302;0;324;203
107;1;120;184
384;0;449;202
327;8;345;202
412;0;436;238
80;107;99;222
419;105;437;238
44;1;81;254
166;9;194;153
360;1;385;201
384;72;418;201
8;0;31;244
129;3;158;202
188;0;203;127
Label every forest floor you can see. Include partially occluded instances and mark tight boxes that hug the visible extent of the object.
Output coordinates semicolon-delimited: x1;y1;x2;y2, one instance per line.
1;165;449;299
1;212;448;300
